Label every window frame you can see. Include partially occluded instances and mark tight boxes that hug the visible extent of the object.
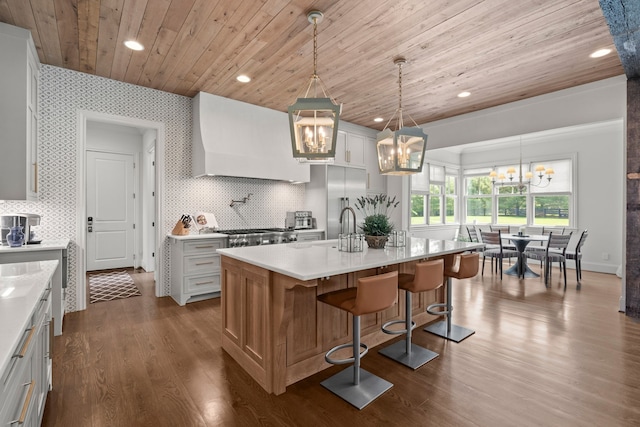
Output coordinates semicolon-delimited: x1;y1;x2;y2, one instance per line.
410;162;459;227
462;155;575;227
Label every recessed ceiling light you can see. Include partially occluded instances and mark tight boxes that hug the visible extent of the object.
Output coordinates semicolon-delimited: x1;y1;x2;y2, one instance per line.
124;40;144;51
374;117;384;122
590;48;612;58
237;75;251;83
457;91;471;98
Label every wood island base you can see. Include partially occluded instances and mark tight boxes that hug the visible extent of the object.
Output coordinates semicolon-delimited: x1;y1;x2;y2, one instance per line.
220;255;444;395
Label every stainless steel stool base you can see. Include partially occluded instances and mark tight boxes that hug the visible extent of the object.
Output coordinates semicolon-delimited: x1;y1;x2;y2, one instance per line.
423;320;475;343
320;366;393;410
379;340;439;370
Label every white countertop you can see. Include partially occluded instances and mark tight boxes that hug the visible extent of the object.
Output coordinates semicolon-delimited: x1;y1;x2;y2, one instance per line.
0;260;58;378
0;238;70;253
217;237;483;281
168;233;228;240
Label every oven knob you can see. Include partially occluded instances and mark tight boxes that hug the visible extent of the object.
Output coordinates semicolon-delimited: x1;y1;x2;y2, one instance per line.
289;235;297;242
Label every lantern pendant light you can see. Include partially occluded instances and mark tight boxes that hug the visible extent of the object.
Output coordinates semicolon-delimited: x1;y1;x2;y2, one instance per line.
376;57;428;175
288;11;342;163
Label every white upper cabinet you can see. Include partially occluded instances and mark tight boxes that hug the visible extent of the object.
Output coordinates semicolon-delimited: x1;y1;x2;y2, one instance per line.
365;136;386;194
334;130;365;167
0;23;40;201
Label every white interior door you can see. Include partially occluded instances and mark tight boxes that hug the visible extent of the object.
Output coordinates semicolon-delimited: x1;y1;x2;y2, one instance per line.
86;150;135;271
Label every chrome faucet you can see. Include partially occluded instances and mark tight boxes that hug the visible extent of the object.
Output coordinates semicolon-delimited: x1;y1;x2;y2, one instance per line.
339;206;357;235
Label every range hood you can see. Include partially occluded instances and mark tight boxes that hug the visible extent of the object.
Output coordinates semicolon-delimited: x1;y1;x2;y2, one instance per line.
192;92;310;182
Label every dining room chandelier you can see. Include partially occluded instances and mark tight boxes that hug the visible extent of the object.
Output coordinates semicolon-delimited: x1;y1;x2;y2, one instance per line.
376;57;428;175
489;138;554;193
288;10;341;163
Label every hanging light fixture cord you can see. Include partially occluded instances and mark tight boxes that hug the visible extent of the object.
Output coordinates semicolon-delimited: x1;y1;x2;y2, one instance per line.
398;60;404;128
312;16;318;78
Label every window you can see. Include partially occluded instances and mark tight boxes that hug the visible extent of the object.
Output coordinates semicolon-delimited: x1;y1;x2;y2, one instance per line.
462;158;573;226
464;170;493;224
530;159;572;226
411;164;458;225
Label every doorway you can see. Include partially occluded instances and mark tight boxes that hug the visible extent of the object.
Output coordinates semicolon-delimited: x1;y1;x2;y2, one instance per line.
77;111;166;311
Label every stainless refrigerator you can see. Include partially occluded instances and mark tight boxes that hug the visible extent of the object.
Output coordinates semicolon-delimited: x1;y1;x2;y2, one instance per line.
327;165;367;239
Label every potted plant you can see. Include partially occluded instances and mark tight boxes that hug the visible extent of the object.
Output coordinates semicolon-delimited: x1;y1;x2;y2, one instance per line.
354;194;399;249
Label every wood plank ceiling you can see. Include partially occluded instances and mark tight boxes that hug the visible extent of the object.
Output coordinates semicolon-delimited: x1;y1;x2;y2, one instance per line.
0;0;624;129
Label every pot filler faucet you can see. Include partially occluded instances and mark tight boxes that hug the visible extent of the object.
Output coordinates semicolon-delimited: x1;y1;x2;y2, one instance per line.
339;206;357;235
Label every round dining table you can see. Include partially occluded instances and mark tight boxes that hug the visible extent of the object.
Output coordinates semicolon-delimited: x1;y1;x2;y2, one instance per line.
503;234;548;278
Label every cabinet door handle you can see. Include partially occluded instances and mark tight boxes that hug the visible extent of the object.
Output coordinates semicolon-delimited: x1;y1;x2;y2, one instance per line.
195;245;214;249
11;381;35;425
34;163;38;193
367;173;370;189
195;280;214;286
13;327;35;359
195;261;214;266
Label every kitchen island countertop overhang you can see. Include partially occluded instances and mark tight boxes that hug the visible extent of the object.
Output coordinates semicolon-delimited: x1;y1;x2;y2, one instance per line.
217;237;484;281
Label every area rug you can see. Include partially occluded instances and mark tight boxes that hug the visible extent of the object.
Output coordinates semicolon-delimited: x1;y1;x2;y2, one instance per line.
89;270;141;303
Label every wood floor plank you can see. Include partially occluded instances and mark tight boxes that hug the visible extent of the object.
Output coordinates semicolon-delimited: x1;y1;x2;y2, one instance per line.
42;265;640;426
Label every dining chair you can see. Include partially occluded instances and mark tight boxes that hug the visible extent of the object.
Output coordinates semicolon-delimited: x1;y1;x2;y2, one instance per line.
489;225;517;251
525;232;572;289
465;226;485;254
480;231;519;279
564;229;588;286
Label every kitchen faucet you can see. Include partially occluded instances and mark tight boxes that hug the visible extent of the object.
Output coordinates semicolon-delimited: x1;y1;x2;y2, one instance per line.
230;193;253;207
339;206;357;235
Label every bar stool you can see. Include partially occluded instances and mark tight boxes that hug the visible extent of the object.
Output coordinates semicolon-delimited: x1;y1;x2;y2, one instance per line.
424;252;479;343
317;271;398;410
379;259;444;369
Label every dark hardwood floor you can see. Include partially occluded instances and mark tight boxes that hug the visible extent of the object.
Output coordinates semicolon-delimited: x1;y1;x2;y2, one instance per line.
43;264;640;426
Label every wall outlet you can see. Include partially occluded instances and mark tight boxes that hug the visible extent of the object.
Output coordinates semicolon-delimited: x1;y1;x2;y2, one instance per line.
602;252;610;260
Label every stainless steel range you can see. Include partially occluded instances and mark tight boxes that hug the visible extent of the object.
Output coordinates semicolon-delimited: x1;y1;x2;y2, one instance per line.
218;228;298;248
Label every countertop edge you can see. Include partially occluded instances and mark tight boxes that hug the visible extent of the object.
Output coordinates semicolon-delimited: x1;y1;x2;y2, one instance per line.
0;260;58;380
218;239;484;281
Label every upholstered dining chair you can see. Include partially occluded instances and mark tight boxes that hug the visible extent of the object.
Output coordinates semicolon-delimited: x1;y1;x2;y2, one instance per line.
480;231;519;279
525;232;572;288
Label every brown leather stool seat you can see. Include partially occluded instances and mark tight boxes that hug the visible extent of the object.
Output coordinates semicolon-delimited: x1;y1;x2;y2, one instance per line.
424;252;479;343
317;271;398;410
379;259;444;369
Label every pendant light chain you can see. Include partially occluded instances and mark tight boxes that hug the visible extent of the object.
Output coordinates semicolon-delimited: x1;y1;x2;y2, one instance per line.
313;16;318;78
398;61;404;129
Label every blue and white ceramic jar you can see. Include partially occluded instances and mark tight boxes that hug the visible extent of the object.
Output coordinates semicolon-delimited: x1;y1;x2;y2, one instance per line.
6;225;24;247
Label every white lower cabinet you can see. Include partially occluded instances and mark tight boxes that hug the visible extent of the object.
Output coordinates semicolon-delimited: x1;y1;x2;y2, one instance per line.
0;282;52;427
297;231;325;242
170;237;226;305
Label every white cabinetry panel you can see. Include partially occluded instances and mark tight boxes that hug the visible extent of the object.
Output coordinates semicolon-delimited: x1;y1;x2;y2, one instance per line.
0;22;40;201
170;236;226;305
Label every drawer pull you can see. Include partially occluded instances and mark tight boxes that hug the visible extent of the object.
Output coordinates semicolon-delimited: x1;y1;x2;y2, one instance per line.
12;327;35;359
11;381;35;425
195;280;214;286
195;261;214;266
194;245;215;249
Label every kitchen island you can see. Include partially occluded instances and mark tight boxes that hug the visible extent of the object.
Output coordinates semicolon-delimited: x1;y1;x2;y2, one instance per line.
218;237;483;395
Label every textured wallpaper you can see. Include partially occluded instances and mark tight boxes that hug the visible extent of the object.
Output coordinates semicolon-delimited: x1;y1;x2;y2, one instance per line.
0;65;306;312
